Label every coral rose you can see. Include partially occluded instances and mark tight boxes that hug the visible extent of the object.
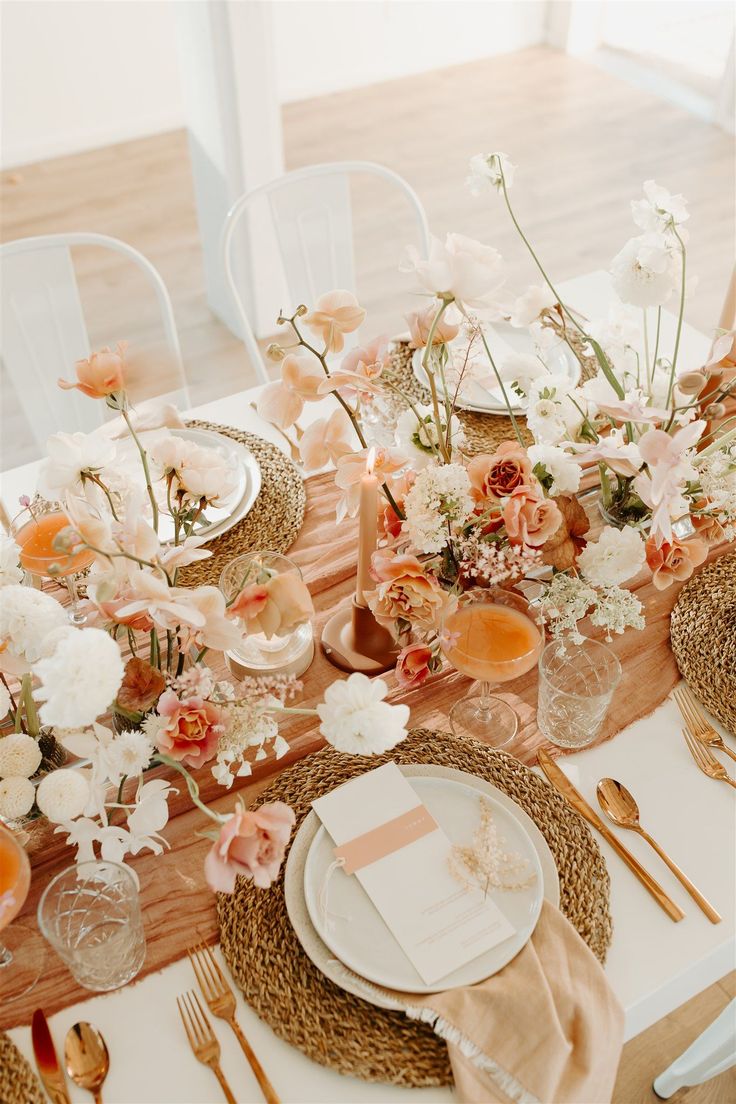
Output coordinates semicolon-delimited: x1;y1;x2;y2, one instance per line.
304;290;366;353
467;442;534;502
58;343;126;399
229;572;314;639
154;689;223;769
369;551;448;635
645;536;708;591
204;801;296;893
395;643;433;689
503;484;563;547
406;303;461;348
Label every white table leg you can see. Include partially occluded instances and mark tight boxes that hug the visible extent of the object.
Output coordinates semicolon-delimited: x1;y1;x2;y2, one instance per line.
653;999;736;1099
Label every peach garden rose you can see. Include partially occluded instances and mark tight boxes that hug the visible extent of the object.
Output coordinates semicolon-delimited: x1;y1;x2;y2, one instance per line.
467;442;535;502
204;801;296;893
58;342;127;399
369;550;449;634
645;535;708;591
503;484;562;547
153;689;224;769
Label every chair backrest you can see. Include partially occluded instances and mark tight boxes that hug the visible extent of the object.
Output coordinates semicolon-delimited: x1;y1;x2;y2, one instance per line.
221;161;431;383
1;232;186;449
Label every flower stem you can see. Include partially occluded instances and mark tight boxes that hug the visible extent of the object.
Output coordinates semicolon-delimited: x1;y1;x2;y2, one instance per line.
122;409;159;531
153;753;224;823
666;228;687;405
420;300;452;462
476;326;525;446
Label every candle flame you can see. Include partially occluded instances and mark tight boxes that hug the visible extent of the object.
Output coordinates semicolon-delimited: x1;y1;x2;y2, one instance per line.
366;446;376;475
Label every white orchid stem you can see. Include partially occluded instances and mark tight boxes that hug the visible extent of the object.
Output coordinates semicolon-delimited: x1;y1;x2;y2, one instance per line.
121;408;159;532
643;309;650;385
475;325;525;447
420;299;453;462
666;227;688;405
154;753;225;824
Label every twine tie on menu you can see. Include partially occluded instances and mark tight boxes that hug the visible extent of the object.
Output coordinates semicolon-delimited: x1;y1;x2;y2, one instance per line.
318;856;349;930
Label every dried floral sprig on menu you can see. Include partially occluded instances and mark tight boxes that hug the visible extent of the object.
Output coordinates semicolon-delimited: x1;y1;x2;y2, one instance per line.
448;797;537;897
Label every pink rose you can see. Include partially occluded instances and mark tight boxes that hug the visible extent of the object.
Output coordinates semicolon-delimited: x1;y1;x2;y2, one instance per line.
155;689;223;768
396;643;433;689
58;342;126;398
467;442;534;502
503;484;562;547
204;801;296;893
645;535;708;591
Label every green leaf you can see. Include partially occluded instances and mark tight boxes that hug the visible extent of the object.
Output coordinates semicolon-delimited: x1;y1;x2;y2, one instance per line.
588;336;625;399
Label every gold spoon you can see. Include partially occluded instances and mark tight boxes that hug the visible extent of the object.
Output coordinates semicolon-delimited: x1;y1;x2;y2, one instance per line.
597;778;721;924
64;1022;109;1104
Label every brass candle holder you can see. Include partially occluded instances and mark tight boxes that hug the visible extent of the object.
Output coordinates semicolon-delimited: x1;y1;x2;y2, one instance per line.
321;598;400;674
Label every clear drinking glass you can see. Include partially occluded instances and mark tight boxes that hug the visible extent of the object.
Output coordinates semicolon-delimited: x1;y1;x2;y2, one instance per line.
37;861;146;992
537;638;622;749
440;586;544;748
219;551;313;676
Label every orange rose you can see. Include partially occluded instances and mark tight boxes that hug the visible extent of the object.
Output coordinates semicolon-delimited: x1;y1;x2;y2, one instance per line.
467;442;534;502
396;644;433;688
58;342;126;399
369;551;448;634
645;535;708;590
503;484;563;547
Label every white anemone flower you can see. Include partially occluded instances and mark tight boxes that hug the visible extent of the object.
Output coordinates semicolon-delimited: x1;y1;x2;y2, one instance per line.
610;234;679;308
37;431;116;500
317;673;410;755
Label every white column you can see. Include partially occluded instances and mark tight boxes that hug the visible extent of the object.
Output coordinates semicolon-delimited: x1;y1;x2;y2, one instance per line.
545;1;605;55
174;0;285;337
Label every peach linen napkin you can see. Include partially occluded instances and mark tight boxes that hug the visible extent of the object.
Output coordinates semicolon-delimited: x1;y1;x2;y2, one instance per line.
371;901;624;1104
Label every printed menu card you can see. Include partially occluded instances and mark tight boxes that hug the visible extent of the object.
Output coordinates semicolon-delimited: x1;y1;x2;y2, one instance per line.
312;762;515;985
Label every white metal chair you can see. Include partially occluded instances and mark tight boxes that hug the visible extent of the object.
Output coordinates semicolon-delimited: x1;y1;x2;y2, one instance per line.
221;161;431;383
653;998;736;1098
1;232;186;449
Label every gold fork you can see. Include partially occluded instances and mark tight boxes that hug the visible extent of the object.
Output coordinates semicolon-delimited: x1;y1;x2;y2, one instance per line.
674;686;736;764
188;942;280;1104
176;990;236;1104
682;728;736;789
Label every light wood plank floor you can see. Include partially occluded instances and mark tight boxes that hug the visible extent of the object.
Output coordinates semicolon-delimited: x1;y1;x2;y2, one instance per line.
1;46;735;1100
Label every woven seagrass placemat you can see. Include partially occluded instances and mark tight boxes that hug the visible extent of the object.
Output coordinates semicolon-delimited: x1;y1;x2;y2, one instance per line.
384;339;599;457
177;421;306;588
670;549;736;735
0;1031;45;1104
217;728;612;1088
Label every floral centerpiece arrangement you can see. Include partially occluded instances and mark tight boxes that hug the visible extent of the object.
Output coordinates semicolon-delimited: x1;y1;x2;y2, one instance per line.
0;348;410;890
257;154;735;671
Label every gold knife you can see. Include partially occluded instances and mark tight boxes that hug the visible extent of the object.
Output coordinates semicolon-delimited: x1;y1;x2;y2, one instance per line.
31;1008;71;1104
537;749;685;922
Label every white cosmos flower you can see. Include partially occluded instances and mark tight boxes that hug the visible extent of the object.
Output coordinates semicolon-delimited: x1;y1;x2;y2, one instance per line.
466;152;516;195
34;628;125;729
631;180;689;235
317;674;410;755
0;586;68;675
528;444;581;496
402;233;506;311
509;285;556;327
577;526;647;587
36;768;91;823
0;534;23;588
37;431;116;500
610;234;679;308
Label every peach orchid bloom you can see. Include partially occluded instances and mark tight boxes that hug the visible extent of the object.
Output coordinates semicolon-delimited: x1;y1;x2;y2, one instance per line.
58;342;127;398
318;336;390;397
304;290;366;353
334;446;407;520
255;353;324;429
299;409;355;472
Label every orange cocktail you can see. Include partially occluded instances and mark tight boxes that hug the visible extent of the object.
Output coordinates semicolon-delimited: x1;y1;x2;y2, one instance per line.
16;511;94;577
0;826;31;932
0;824;45;1002
443;602;543;683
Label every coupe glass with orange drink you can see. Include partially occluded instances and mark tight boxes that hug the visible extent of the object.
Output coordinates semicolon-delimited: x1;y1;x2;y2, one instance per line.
0;824;47;1001
12;500;95;625
441;586;543;747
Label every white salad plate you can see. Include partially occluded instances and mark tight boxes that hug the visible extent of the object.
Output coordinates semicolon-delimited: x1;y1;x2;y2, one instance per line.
286;766;551;1004
114;427;261;544
410;324;580;414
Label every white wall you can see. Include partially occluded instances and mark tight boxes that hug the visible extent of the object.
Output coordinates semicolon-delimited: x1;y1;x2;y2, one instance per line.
0;0;546;169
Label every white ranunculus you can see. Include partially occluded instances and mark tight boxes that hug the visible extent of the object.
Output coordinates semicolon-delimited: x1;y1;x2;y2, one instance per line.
36;768;90;823
528;444;581;496
509;284;556;327
317;674;410;755
0;534;23;588
577;526;646;587
402;233;506;311
631;180;689;235
149;435;240;507
610;234;679;308
0;776;35;820
0;733;42;779
0;586;68;675
34;627;125;729
37;431;116;500
466;152;516;195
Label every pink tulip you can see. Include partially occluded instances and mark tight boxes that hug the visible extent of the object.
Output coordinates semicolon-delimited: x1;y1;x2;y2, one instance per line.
204;801;296;893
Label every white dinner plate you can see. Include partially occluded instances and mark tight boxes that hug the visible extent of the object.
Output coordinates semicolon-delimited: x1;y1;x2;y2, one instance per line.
114;427;261;544
300;772;544;996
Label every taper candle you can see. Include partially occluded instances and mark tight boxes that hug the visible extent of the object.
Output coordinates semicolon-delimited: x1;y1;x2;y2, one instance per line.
356;448;378;606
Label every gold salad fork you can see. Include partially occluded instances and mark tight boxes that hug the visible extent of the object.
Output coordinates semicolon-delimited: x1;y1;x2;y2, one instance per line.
177;990;236;1104
682;728;736;789
188;941;280;1104
674;686;736;764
